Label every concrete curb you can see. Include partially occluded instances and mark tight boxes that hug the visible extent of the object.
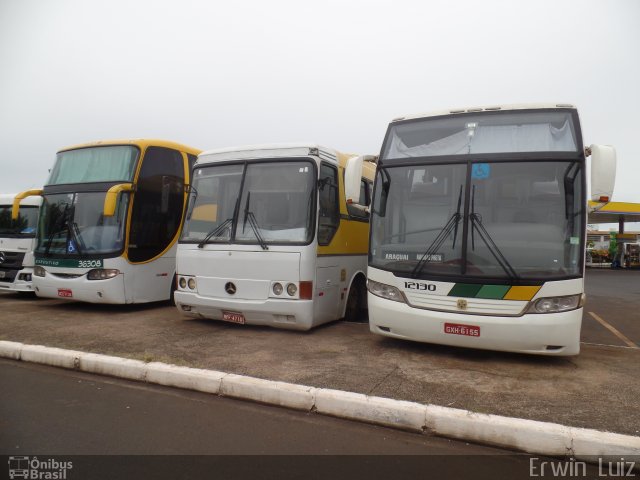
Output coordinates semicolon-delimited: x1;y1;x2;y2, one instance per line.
1;340;639;459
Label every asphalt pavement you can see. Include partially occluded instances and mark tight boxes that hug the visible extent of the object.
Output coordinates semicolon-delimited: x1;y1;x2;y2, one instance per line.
0;269;638;436
0;358;558;480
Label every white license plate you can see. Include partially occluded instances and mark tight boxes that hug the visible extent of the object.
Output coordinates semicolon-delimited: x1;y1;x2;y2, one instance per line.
222;311;246;324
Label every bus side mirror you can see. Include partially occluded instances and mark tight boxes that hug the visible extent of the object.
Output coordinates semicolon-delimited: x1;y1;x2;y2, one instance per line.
12;189;43;220
344;156;365;205
104;183;134;217
589;144;616;202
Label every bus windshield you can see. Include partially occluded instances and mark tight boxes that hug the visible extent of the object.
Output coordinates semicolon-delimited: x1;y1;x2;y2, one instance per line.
0;205;38;237
36;192;129;256
48;146;139;185
181;160;316;245
370;160;584;281
383;110;578;159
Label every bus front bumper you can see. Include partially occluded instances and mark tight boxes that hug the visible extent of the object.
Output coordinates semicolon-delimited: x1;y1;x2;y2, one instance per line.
368;293;582;356
33;274;127;304
175;291;315;331
0;268;35;293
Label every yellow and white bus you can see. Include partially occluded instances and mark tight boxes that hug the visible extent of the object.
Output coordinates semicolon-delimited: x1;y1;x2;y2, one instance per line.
12;139;201;304
175;144;376;330
345;104;616;355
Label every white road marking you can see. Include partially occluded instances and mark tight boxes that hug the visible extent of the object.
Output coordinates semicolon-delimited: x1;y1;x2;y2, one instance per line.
588;311;638;349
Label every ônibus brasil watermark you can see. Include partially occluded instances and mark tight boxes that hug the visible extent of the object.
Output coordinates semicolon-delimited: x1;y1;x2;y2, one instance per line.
7;456;72;480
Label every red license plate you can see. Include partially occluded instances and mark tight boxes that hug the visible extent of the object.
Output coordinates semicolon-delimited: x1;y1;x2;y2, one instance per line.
222;311;246;324
58;288;73;298
444;323;480;337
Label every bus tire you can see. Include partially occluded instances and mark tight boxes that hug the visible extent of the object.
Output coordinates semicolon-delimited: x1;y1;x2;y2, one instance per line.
344;276;368;323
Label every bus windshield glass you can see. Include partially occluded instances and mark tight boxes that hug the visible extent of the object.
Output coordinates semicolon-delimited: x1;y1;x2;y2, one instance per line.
383;111;578;159
370;160;584;281
181;160;316;245
48;146;139;185
0;205;38;237
36;192;129;256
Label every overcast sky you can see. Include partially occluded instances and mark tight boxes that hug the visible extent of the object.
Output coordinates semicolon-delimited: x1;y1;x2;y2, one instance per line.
1;0;638;226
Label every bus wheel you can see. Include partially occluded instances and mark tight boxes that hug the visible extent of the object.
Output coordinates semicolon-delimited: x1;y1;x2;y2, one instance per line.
344;277;368;323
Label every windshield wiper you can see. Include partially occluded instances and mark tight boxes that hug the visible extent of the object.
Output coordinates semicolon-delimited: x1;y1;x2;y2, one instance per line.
469;184;518;280
242;192;268;251
197;218;233;248
411;184;463;278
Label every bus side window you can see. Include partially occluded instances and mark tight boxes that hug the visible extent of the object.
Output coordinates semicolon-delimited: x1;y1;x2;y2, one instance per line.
128;146;185;262
318;163;339;245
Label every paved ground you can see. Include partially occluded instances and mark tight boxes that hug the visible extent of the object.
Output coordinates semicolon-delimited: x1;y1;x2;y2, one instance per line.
0;269;638;436
1;362;568;480
0;359;514;455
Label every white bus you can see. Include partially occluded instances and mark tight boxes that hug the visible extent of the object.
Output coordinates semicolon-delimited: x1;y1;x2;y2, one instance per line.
12;139;201;304
345;104;616;355
0;194;41;293
175;144;376;330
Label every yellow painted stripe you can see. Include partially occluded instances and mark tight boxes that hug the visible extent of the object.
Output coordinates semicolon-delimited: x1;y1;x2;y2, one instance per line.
588;311;638;349
503;285;541;301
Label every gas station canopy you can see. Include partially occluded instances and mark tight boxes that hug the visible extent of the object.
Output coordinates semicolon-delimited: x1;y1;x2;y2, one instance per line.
587;201;640;224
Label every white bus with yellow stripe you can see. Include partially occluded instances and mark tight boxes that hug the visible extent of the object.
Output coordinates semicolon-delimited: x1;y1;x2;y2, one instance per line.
12;139;201;304
345;104;616;355
175;144;376;330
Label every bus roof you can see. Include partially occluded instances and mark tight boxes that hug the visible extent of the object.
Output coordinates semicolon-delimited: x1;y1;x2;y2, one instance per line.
57;139;202;156
197;143;342;166
0;193;42;207
391;103;578;123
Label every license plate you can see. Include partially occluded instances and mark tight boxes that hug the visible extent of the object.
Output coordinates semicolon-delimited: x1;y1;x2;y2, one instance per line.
0;271;5;278
444;323;480;337
222;311;246;324
58;288;73;298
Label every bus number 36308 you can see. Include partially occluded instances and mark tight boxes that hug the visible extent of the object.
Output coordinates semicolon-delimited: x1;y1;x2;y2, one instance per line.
79;260;103;268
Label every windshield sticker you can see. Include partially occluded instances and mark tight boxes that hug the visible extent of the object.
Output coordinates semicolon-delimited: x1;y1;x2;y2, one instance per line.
384;252;410;261
383;252;444;262
418;253;444;262
67;240;77;254
570;236;580;245
471;163;491;179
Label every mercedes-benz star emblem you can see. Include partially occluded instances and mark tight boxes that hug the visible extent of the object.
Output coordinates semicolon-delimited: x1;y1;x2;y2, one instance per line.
225;282;237;295
0;252;5;264
456;298;468;310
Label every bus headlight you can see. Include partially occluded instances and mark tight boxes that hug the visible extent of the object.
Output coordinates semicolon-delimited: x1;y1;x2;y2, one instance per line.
286;283;297;296
526;294;583;314
179;277;187;289
272;282;283;296
187;278;196;290
87;269;120;280
34;266;46;277
367;279;405;303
